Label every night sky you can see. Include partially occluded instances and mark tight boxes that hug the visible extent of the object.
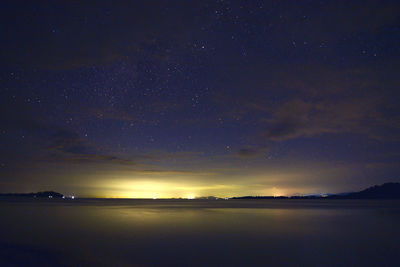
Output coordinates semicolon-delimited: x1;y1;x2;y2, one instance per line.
1;1;400;198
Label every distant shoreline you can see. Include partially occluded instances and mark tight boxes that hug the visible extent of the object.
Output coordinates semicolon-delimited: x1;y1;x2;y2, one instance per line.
1;182;400;200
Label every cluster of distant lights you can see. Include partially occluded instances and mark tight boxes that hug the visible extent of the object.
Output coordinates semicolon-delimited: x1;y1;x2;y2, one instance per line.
48;195;75;199
151;196;195;200
46;194;329;199
151;196;230;200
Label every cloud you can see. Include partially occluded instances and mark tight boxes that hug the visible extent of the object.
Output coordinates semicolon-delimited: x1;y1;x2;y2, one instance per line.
261;96;394;141
44;129;135;165
60;99;185;127
237;148;261;157
214;63;400;143
49;130;91;154
262;100;311;141
236;145;269;158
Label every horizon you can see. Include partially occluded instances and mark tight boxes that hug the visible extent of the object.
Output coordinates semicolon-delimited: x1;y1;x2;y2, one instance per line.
3;181;399;199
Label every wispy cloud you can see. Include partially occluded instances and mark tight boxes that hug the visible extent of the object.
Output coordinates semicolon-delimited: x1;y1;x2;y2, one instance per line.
43;129;136;165
215;64;400;143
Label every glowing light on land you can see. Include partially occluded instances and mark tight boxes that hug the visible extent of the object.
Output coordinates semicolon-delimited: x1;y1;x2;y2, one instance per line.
94;180;213;198
271;187;285;197
88;177;298;198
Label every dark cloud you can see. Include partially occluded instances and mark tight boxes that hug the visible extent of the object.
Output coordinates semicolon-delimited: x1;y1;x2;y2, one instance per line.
44;153;135;165
44;129;135;165
237;148;262;158
213;64;400;142
262;99;314;141
49;130;91;154
261;95;400;142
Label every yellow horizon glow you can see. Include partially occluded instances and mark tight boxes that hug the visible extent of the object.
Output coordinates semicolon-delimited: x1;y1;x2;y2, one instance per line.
90;180;223;199
79;178;295;199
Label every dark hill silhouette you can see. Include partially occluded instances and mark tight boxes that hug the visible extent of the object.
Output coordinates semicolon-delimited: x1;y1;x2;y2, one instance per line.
329;182;400;199
231;196;288;199
232;183;400;199
0;191;64;198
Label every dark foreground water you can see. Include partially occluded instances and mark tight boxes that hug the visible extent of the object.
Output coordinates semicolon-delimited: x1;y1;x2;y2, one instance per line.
0;199;399;266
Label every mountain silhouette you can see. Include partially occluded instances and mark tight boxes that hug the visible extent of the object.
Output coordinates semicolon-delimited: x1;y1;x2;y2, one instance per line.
232;183;400;199
330;182;400;199
0;191;64;198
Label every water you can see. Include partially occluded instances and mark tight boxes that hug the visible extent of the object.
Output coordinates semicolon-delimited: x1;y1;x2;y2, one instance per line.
1;199;399;266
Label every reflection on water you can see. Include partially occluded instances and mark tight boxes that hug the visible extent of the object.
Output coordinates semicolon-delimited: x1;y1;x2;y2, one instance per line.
1;199;399;266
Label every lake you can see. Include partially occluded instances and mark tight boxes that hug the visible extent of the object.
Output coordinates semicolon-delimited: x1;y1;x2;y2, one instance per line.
1;199;399;266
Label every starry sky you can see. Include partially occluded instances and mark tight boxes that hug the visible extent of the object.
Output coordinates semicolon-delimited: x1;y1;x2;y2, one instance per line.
1;0;400;198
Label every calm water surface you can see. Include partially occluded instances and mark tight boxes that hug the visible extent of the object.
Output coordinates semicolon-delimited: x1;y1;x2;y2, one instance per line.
1;199;399;266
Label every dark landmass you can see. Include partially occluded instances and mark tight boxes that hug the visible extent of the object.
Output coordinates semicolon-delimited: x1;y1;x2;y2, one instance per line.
328;182;400;199
0;191;64;199
232;183;400;200
231;196;289;199
195;196;225;200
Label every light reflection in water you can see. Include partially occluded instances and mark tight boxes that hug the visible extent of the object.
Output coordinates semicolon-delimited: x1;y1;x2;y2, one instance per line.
0;200;399;266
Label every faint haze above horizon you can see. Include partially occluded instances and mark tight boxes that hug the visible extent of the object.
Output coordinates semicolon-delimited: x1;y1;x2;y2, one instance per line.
1;1;400;198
